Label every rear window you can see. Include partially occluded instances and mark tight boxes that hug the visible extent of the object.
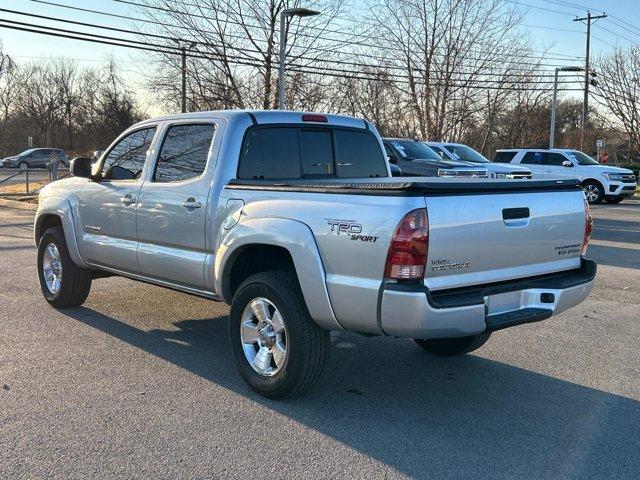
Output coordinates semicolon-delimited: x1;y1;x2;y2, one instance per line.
334;130;387;177
493;151;517;163
238;127;387;179
237;128;301;179
301;130;334;176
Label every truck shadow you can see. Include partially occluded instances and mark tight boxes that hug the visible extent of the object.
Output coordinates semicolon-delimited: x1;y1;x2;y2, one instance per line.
64;305;640;479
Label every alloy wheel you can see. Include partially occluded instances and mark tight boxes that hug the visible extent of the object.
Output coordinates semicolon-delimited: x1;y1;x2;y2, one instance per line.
42;242;62;294
240;297;288;377
583;184;600;203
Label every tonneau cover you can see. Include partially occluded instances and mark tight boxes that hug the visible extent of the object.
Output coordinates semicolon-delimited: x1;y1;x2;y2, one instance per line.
227;178;580;195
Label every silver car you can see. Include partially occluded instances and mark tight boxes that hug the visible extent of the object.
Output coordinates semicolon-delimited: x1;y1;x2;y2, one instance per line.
1;148;69;169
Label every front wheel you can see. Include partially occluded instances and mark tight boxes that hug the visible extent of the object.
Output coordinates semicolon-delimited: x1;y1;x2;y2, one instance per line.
582;181;604;204
229;271;330;398
605;196;624;204
18;161;28;170
37;226;92;308
414;332;491;356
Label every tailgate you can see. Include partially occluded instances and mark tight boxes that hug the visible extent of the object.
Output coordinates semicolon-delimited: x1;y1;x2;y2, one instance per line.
424;189;585;291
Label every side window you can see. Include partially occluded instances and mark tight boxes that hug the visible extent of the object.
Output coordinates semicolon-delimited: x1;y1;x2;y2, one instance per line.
493;151;516;163
238;128;301;179
384;143;395;158
154;124;215;182
301;130;334;176
334;130;387;178
543;153;568;166
101;127;157;180
430;146;446;158
521;152;542;165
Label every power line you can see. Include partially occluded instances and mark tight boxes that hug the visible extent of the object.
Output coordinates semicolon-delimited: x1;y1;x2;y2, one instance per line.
0;16;579;87
0;19;582;91
503;0;579;16
0;8;578;81
112;0;586;61
26;0;586;69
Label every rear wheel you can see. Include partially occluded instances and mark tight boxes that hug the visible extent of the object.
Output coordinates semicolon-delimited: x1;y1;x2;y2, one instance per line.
37;226;92;308
229;271;330;398
605;196;624;204
582;181;604;204
414;332;491;356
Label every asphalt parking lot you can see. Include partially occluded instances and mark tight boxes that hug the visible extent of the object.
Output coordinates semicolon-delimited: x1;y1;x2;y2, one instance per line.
1;200;639;479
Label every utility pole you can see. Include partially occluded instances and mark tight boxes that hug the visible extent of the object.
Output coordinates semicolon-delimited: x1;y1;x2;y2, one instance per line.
574;11;606;149
181;46;187;114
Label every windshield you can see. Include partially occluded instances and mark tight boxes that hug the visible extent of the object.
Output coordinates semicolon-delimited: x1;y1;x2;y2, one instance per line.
391;140;440;160
444;144;489;163
567;150;599;165
19;148;37;157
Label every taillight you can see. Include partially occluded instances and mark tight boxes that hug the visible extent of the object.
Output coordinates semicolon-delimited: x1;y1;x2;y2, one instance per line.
582;197;592;256
384;208;429;280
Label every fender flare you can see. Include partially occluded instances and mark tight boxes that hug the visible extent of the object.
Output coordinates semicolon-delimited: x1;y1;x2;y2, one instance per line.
215;217;344;331
35;196;89;269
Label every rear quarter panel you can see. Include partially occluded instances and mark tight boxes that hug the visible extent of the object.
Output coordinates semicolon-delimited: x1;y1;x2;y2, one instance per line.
218;188;425;334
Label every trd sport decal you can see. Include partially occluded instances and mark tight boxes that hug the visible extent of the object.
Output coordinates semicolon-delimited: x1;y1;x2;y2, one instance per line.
326;219;379;243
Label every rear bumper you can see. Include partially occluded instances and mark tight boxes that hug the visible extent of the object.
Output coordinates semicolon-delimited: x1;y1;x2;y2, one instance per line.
380;259;596;339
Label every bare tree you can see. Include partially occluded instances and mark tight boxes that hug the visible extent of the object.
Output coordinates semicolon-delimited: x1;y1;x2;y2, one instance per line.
594;46;640;157
135;0;346;111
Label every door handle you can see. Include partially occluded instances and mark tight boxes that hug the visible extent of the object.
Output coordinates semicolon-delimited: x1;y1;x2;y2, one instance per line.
120;194;136;206
181;198;202;210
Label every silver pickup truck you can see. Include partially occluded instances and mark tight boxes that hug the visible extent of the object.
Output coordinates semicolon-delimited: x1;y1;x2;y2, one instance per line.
34;110;596;398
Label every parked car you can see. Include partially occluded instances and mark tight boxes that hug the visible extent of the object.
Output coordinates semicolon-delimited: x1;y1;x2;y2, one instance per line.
1;148;69;170
426;141;532;179
383;138;488;177
494;148;638;204
34;110;595;398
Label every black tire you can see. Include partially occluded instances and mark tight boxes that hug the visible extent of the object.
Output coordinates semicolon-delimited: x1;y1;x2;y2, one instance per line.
414;332;491;356
229;271;330;398
18;161;28;170
582;180;604;204
605;196;624;204
37;226;92;308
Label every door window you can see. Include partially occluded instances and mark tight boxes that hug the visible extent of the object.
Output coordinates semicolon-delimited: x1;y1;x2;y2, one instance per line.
521;152;542;165
541;153;568;166
100;127;157;180
493;151;517;163
153;124;215;182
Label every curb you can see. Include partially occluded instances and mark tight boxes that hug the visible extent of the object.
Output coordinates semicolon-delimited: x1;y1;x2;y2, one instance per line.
0;197;38;212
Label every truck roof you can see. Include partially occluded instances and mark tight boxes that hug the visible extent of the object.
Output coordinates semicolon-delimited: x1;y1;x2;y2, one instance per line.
139;110;369;130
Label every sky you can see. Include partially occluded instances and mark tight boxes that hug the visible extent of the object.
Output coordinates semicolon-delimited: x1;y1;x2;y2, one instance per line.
0;0;638;115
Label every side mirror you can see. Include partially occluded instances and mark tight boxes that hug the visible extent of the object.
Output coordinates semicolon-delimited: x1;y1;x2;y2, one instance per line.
390;163;403;177
562;160;573;167
70;157;93;178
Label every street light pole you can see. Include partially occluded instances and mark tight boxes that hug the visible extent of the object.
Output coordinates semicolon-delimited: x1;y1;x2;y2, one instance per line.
178;42;198;113
181;46;187;114
550;66;584;149
278;7;320;110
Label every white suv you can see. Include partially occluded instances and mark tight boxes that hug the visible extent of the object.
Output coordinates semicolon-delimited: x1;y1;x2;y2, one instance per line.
494;148;637;204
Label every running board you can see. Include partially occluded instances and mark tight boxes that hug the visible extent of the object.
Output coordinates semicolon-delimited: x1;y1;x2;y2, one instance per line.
485;308;553;332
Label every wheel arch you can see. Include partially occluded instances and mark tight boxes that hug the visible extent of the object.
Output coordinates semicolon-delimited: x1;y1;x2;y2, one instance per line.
215;218;343;331
35;197;89;269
